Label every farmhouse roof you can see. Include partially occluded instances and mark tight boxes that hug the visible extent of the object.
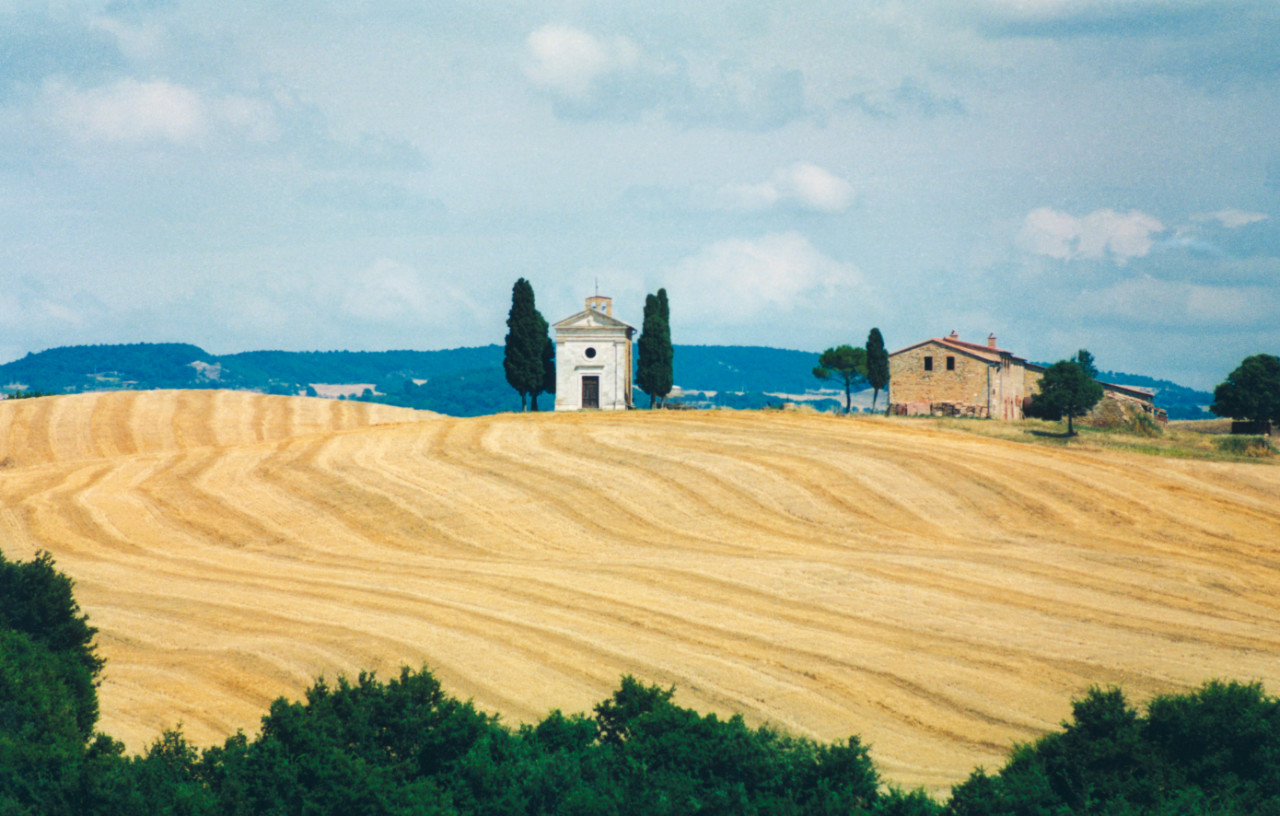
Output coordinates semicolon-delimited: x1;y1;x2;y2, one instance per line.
1098;381;1156;402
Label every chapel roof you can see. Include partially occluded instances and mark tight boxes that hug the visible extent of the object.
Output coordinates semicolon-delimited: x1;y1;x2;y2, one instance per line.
552;307;636;332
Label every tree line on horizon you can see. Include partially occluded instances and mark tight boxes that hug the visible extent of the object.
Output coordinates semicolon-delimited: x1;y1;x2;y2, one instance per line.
5;547;1280;815
3;321;1270;427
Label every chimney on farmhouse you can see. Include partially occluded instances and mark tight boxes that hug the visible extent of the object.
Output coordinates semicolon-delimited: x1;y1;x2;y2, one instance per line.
988;333;997;349
949;330;959;340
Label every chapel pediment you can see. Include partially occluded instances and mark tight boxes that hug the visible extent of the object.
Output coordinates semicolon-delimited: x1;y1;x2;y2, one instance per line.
552;308;635;331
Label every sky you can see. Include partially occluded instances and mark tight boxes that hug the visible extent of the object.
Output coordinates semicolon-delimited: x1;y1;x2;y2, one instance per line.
2;1;1278;390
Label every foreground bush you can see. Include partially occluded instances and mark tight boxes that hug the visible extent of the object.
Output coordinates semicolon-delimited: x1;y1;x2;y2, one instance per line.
170;669;896;816
947;682;1280;815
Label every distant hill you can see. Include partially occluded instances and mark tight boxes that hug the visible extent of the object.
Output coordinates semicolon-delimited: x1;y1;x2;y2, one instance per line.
0;343;511;415
0;343;217;392
0;342;1213;419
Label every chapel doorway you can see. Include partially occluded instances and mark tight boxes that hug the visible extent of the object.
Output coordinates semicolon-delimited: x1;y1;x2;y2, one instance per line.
581;376;600;409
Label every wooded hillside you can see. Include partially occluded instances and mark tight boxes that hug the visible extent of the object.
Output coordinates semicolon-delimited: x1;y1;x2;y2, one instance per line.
1;343;1213;418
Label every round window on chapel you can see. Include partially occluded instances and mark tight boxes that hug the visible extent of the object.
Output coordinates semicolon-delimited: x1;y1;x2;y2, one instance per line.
584;347;597;359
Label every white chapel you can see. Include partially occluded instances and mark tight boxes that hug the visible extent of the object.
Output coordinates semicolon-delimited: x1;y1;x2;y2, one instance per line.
553;295;635;411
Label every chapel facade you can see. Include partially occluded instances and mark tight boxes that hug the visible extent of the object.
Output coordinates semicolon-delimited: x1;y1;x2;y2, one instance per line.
553;295;636;411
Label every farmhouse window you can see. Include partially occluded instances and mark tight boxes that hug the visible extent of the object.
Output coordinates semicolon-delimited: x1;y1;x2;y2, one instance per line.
946;356;956;371
923;356;933;371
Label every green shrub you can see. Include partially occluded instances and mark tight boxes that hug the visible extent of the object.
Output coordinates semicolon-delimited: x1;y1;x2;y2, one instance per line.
1125;411;1163;438
1214;435;1276;458
0;550;103;741
945;681;1280;815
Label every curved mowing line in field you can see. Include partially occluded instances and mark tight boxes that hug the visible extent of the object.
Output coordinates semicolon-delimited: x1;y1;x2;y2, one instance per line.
1;391;1278;794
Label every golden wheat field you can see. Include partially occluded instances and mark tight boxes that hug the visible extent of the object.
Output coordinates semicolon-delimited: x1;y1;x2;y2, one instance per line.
2;390;1278;792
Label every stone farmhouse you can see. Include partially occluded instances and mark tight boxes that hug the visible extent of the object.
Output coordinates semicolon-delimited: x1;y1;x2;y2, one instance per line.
553;295;635;411
888;331;1165;424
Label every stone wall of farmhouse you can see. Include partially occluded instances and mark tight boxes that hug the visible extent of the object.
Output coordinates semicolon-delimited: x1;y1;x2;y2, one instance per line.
890;343;995;416
1001;359;1028;420
1024;367;1044;393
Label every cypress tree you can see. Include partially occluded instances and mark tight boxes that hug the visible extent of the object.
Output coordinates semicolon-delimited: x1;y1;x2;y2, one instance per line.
637;290;674;408
530;311;554;411
865;328;890;413
503;278;545;411
636;293;662;408
655;288;673;406
539;332;556;408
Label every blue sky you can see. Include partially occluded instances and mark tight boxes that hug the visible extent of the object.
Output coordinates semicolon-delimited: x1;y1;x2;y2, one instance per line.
2;1;1278;389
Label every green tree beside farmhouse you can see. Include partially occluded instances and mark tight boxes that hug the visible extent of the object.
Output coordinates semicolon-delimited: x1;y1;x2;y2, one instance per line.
813;345;867;414
1032;359;1104;436
1211;353;1280;429
1075;348;1099;380
503;278;554;411
865;328;890;413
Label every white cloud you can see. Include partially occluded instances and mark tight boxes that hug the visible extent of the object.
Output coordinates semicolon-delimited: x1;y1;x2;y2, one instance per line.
718;163;855;213
1019;207;1164;262
49;78;206;143
716;181;780;211
975;0;1086;21
44;78;277;145
210;95;279;143
341;259;433;322
341;259;480;325
669;232;860;324
521;24;806;129
523;25;640;99
1076;275;1278;327
89;16;165;61
970;0;1196;27
1193;208;1269;229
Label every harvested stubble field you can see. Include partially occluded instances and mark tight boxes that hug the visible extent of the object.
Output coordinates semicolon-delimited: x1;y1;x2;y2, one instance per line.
2;390;1279;793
